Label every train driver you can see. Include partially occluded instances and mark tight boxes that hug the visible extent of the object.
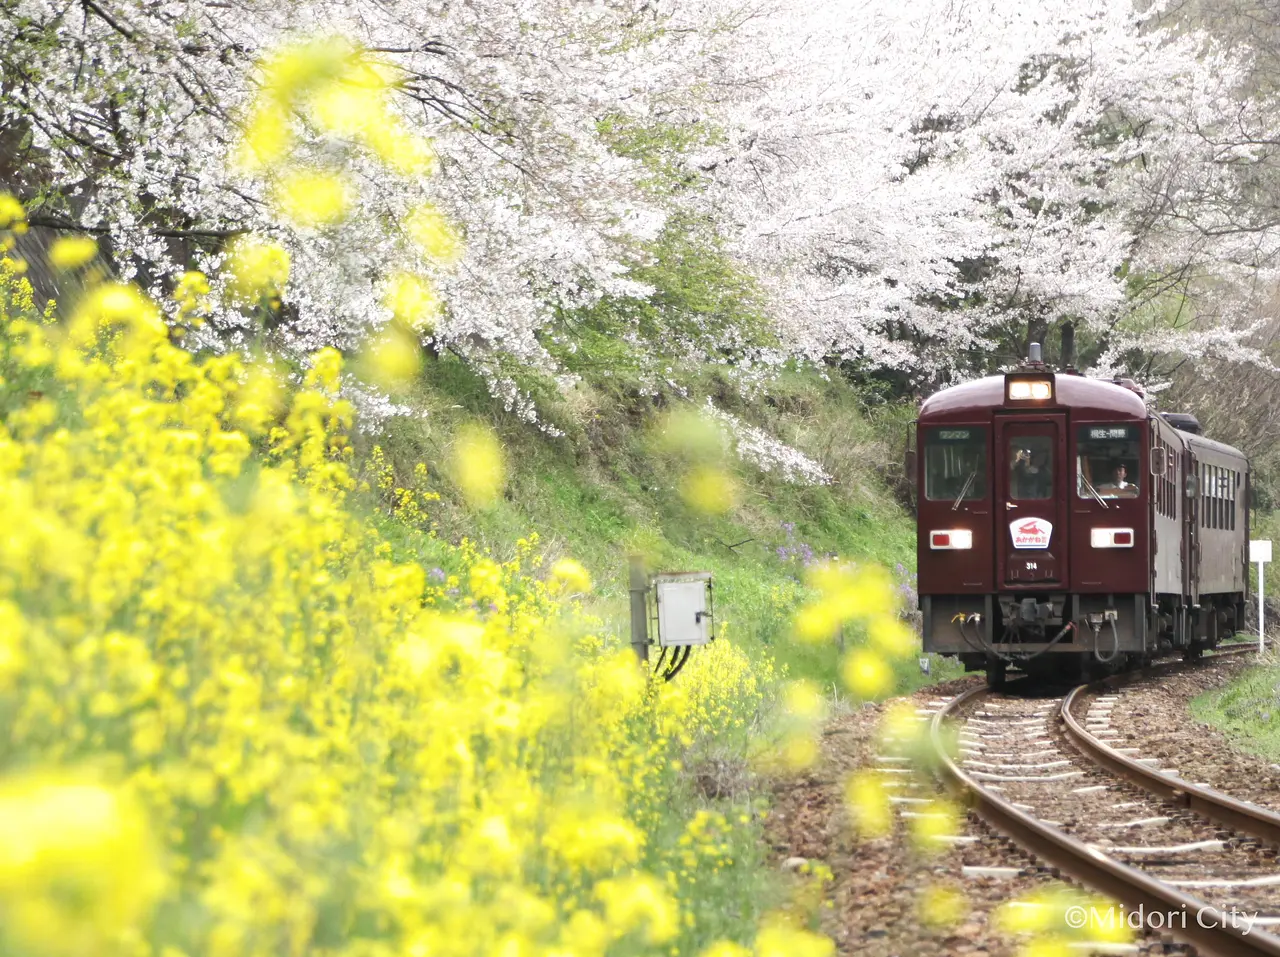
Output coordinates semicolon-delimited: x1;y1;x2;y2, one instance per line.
1097;462;1138;498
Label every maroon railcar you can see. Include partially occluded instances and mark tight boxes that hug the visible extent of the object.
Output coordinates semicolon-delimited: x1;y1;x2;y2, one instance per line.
914;345;1249;685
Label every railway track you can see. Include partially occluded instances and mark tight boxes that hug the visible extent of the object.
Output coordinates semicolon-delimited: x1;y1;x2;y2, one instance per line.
930;646;1280;957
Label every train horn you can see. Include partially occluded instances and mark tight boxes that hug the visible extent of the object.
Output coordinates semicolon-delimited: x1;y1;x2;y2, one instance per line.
1061;322;1075;371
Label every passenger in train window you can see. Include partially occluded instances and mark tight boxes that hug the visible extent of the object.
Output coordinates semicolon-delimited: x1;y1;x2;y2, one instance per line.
1011;446;1052;499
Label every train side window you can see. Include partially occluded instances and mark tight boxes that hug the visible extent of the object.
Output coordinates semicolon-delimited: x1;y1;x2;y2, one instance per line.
1077;425;1139;499
1216;466;1225;528
923;427;987;502
1210;466;1218;528
1223;468;1233;529
1206;465;1213;528
1215;466;1224;528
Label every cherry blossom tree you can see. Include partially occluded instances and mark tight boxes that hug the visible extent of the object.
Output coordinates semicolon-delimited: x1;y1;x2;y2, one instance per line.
672;0;1280;386
4;0;1279;406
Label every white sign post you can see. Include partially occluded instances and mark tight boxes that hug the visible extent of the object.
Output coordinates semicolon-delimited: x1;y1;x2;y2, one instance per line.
1251;540;1272;653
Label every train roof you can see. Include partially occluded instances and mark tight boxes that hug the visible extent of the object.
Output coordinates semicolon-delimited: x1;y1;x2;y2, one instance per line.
919;373;1148;422
1183;430;1249;463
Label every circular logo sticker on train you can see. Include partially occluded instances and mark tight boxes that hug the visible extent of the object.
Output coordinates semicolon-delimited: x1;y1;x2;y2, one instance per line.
1010;517;1053;549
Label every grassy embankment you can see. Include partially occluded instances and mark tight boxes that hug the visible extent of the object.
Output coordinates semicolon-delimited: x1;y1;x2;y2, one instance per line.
1191;651;1280;759
365;350;959;696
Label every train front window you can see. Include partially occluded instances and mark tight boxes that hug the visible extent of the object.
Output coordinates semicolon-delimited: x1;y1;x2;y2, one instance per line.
924;427;987;502
1077;425;1140;499
1008;436;1053;500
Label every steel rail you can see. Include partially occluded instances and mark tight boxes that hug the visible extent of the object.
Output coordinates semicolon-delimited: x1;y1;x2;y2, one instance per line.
1062;645;1280;847
931;663;1280;957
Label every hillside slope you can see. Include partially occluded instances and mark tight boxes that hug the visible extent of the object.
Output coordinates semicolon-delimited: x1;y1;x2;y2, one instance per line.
363;353;950;691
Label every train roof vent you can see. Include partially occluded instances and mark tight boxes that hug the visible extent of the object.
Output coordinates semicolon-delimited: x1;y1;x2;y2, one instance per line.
1110;377;1146;398
1160;412;1203;435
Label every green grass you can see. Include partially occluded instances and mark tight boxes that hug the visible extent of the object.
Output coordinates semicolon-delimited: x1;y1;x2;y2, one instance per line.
1191;658;1280;761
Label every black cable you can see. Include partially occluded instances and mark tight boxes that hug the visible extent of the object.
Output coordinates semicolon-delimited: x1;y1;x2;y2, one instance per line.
663;646;692;682
956;614;1076;665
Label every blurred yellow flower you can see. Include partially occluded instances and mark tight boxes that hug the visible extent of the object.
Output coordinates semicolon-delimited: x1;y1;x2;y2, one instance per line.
0;773;163;956
0;193;26;234
360;322;422;390
868;616;917;658
406;204;463;264
451;423;506;508
844;770;892;839
699;943;751;957
550;557;591;595
235;101;293;171
908;797;962;853
48;235;98;271
791;601;839;645
754;918;835;957
680;465;738;515
226;236;290;302
782;679;827;722
841;648;893;700
260;35;353;102
273;169;350;228
918;883;967;929
384;271;440;331
595;874;678;944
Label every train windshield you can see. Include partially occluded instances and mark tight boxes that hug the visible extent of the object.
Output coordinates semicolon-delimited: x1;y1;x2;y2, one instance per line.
924;427;987;501
1008;435;1053;500
1077;425;1140;499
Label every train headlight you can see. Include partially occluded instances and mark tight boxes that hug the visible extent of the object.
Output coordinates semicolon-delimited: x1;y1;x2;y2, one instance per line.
1090;528;1134;548
930;529;973;550
1007;379;1053;401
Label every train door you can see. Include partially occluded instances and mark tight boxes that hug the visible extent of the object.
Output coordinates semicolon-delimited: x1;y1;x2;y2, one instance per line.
996;415;1069;588
1185;449;1200;607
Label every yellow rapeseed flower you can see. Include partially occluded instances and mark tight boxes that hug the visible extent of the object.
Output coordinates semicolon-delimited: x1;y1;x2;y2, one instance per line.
273;169;350;228
840;648;893;700
791;601;839;644
235;102;293;171
844;770;892;840
907;797;962;854
0;193;26;233
0;773;164;956
680;465;738;515
595;874;678;944
918;883;968;930
225;235;290;302
384;271;440;331
359;322;422;390
754;917;835;957
48;235;98;271
451;423;505;508
549;557;592;595
406;204;463;264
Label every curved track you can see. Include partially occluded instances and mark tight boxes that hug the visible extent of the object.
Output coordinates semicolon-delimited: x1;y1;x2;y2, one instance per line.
931;647;1280;957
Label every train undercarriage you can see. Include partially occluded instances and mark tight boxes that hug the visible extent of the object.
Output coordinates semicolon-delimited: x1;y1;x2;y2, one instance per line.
921;591;1245;686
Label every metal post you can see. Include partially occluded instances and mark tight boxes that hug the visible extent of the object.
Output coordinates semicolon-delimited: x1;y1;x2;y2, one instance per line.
629;555;650;664
1260;560;1266;654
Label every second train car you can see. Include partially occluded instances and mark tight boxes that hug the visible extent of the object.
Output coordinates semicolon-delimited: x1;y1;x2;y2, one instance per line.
914;339;1250;685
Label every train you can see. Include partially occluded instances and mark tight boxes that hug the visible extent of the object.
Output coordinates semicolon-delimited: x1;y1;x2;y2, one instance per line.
912;331;1251;686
